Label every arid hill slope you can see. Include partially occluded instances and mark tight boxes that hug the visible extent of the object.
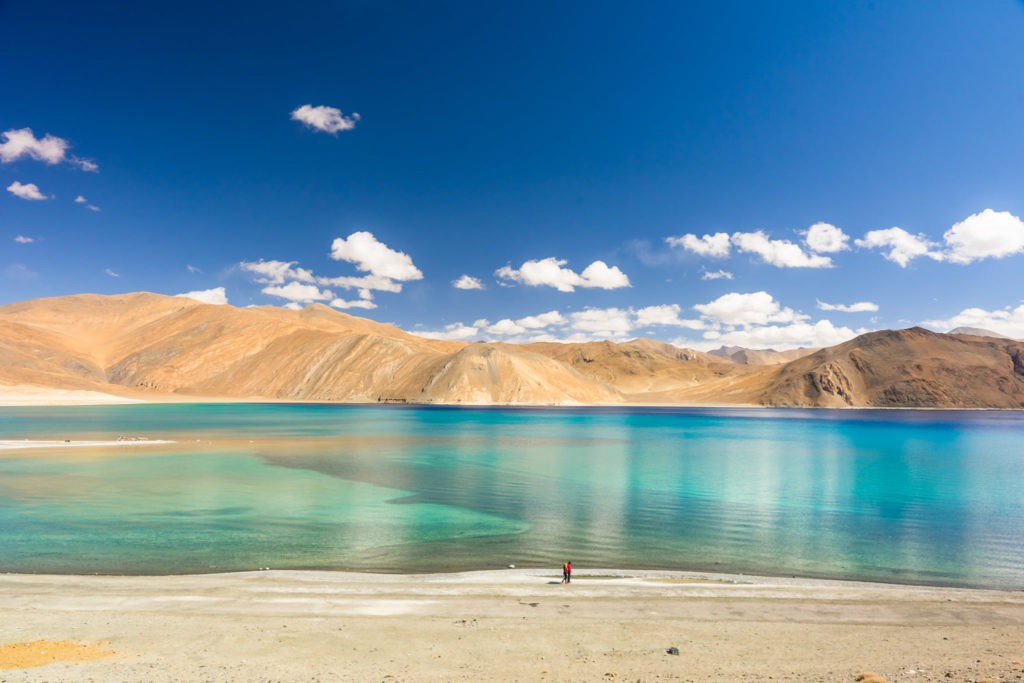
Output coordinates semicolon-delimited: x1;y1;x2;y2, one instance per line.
2;293;1023;408
759;327;1024;408
0;293;628;404
708;345;819;365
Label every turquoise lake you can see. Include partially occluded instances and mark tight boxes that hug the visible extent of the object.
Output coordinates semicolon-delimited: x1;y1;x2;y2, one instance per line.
0;403;1022;588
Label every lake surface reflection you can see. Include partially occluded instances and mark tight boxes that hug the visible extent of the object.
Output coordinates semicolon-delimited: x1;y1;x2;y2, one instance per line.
1;404;1021;588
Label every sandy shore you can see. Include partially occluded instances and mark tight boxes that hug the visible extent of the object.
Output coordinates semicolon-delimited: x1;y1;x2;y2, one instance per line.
1;569;1022;682
0;385;143;406
0;439;176;451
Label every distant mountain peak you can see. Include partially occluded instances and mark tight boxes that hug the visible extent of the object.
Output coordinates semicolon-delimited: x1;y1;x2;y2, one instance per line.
948;326;1013;340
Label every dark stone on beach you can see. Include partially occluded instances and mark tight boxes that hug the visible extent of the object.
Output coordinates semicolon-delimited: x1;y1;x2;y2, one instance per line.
666;646;679;655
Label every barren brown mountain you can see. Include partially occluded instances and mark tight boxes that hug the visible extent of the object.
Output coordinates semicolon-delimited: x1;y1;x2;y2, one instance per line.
759;327;1024;408
708;344;819;365
2;292;1023;408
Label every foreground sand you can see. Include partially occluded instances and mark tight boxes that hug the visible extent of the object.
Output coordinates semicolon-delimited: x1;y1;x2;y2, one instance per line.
1;569;1022;682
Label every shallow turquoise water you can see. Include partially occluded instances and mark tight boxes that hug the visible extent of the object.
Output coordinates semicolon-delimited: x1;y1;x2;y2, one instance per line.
0;404;1021;588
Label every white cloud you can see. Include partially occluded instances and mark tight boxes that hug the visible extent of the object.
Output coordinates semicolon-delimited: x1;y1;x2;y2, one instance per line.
243;235;420;310
694;291;807;327
291;104;360;134
676;319;862;352
453;274;484;290
855;227;944;267
14;235;34;244
0;128;69;164
494;257;630;292
318;273;403;295
731;231;833;268
261;282;333;303
104;268;119;277
7;181;47;200
486;319;528;335
922;304;1024;339
176;287;228;305
817;300;879;313
634;304;704;329
516;310;566;328
0;128;97;171
665;232;732;257
240;260;316;284
186;264;202;274
330;231;423;281
579;261;631;289
943;209;1024;264
568;307;634;337
418;323;480;341
701;269;733;281
329;297;378;310
804;222;849;253
74;195;100;211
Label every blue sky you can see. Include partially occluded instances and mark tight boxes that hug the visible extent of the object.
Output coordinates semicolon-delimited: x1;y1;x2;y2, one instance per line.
3;1;1024;349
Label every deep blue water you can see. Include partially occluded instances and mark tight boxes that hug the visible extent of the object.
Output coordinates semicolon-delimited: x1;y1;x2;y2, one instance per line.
0;403;1021;588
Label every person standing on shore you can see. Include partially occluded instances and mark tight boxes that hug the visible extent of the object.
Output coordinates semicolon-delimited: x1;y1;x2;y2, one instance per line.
565;560;572;584
561;561;569;583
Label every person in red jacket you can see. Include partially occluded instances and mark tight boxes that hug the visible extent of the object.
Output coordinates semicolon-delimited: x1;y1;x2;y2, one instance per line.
565;560;572;584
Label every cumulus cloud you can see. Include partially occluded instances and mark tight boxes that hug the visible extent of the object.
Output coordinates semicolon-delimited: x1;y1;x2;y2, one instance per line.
668;229;834;267
682;319;862;351
240;260;316;285
330;231;423;281
922;304;1024;340
804;222;849;253
291;104;360;134
568;308;634;337
730;231;833;268
634;304;704;329
701;269;733;281
0;128;69;164
7;181;47;200
494;257;630;292
176;287;228;305
943;209;1024;264
855;227;944;267
261;282;333;304
243;233;421;310
415;291;858;350
419;323;481;341
516;310;567;329
14;235;34;244
665;232;731;257
817;300;879;313
453;274;484;290
329;297;378;310
694;291;806;327
0;128;97;171
73;194;101;211
485;319;528;336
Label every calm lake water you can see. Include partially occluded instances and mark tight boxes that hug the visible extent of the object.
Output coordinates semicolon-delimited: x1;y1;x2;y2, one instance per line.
1;403;1022;588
